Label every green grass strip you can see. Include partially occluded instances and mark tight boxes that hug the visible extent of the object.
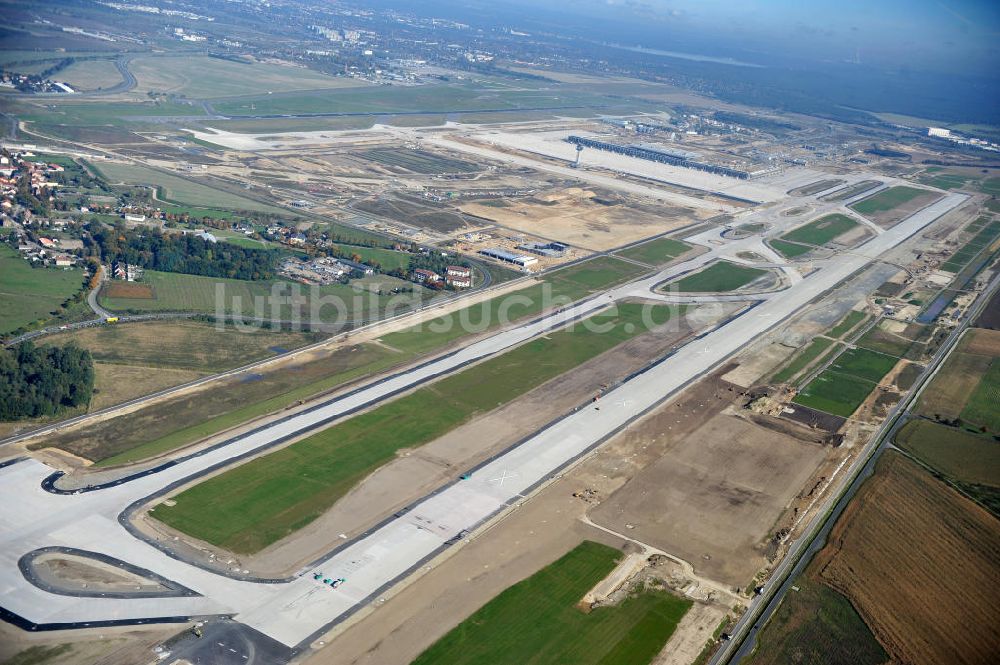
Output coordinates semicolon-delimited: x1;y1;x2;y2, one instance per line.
771;337;837;385
153;302;676;552
412;541;691;665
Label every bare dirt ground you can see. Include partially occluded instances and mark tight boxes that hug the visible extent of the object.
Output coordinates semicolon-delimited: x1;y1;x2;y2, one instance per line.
32;553;169;594
459;187;703;251
590;406;831;588
208;305;737;577
653;602;728;665
0;620;175;665
814;452;1000;665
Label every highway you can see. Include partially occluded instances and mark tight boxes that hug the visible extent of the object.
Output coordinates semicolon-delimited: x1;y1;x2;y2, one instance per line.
0;192;966;654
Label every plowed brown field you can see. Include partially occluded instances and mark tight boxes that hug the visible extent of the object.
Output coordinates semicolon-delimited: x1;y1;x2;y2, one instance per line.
814;452;1000;665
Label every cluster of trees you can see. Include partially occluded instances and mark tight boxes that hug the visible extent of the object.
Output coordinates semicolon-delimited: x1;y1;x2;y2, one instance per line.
87;223;277;280
0;342;94;420
409;251;470;276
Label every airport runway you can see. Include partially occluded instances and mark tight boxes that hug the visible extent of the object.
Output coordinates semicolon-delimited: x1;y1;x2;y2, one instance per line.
0;192;966;652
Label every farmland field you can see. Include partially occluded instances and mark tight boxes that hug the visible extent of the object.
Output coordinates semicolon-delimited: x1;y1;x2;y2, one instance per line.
916;328;997;424
814;452;1000;665
153;302;678;552
129;55;369;99
91;162;286;214
411;541;691;665
961;358;1000;433
747;576;886;665
895;420;1000;488
0;245;84;335
102;282;154;299
770;337;838;385
669;261;768;293
615;237;691;266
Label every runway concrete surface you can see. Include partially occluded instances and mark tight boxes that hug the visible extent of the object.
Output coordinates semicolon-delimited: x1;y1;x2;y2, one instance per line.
0;192;966;656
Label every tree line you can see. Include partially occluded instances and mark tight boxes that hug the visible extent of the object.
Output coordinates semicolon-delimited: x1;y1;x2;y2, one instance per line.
0;342;94;420
86;222;278;280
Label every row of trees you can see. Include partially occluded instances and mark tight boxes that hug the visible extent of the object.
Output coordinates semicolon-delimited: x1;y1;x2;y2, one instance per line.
0;342;94;420
87;223;277;280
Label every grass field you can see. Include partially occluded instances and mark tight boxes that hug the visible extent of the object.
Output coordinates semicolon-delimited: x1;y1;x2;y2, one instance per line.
814;452;1000;664
42;256;642;466
59;58;123;91
615;237;691;266
153;302;677;552
747;575;886;665
916;328;999;430
916;171;970;190
39;342;401;466
961;358;1000;433
794;344;901;417
669;261;768;293
382;256;647;355
91;162;286;214
0;245;84;335
129;55;370;99
411;541;691;665
855;322;921;358
896;420;1000;488
768;239;811;258
829;310;869;339
770;338;838;385
46;320;320;373
849;186;932;215
783;213;859;244
99;270;422;323
827;347;899;383
210;83;618;118
793;372;878;418
772;214;860;258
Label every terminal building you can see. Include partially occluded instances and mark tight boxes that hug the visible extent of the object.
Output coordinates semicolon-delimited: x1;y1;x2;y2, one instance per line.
479;247;539;268
565;135;781;180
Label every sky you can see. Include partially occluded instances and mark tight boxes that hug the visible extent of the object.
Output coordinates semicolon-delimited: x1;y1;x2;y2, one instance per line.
531;0;1000;74
420;0;999;77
